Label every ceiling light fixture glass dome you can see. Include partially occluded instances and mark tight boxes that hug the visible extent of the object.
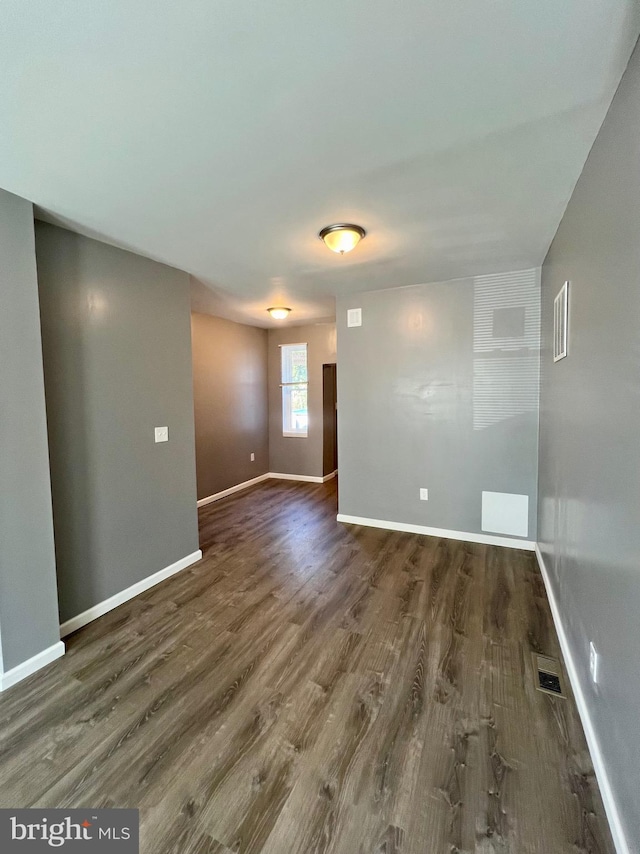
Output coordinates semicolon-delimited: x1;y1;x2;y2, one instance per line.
267;306;291;320
319;223;366;254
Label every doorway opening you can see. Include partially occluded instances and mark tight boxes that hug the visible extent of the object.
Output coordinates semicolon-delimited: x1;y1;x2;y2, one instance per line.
322;363;337;478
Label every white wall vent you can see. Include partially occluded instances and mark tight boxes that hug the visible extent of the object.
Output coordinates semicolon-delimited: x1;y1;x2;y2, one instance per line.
347;308;362;328
481;491;529;537
553;281;569;362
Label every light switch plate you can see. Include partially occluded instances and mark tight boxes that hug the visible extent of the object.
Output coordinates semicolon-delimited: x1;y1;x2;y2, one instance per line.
154;426;169;443
419;488;429;501
347;308;362;328
250;453;255;461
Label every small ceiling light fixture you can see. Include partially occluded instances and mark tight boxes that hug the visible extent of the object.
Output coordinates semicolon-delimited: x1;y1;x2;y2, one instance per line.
267;306;291;320
319;223;366;255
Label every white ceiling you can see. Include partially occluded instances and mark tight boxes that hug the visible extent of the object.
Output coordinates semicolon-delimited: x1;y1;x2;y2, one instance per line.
1;2;638;328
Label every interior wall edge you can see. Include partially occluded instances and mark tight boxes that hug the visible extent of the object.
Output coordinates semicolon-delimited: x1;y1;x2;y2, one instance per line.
267;324;337;479
269;472;333;484
335;269;541;541
198;470;339;509
59;549;202;638
191;311;269;501
535;545;628;854
0;641;65;693
197;473;271;507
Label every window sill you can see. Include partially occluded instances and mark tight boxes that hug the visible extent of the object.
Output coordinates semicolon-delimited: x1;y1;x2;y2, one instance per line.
282;432;308;438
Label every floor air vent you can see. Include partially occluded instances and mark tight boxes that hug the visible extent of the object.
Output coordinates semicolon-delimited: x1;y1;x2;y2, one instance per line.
532;653;566;698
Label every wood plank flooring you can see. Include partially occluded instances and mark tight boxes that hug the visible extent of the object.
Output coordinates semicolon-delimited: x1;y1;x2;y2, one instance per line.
0;479;614;853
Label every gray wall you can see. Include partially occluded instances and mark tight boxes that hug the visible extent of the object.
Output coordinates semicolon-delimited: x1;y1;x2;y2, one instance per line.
268;324;337;478
191;312;268;500
337;270;540;538
0;190;61;671
36;223;200;625
538;40;640;848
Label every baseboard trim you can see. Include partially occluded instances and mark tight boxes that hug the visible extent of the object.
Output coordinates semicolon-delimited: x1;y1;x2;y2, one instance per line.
197;473;270;507
269;472;329;484
198;472;337;499
0;641;65;692
337;514;535;550
60;549;203;638
535;545;628;854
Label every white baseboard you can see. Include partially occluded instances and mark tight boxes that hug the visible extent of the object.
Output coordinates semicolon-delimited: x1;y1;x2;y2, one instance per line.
337;514;535;550
197;473;270;507
198;472;337;500
535;545;628;854
60;549;203;638
269;471;332;484
0;641;65;692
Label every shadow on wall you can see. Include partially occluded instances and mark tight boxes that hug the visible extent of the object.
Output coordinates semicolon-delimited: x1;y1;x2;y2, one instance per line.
37;233;101;616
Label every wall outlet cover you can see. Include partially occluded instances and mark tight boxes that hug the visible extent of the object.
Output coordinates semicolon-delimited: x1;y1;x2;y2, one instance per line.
347;308;362;328
154;426;169;443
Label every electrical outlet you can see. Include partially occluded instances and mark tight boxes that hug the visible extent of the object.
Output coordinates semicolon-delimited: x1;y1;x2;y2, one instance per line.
419;488;429;501
589;642;599;685
154;426;169;443
250;453;255;461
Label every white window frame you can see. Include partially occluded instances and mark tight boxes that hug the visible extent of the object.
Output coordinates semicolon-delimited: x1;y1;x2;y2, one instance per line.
281;342;308;438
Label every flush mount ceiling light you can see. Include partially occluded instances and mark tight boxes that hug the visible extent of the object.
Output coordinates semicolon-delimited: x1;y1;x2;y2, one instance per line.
319;223;366;255
267;306;291;320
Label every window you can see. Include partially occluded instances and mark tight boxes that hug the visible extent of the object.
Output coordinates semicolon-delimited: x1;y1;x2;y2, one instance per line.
281;343;308;437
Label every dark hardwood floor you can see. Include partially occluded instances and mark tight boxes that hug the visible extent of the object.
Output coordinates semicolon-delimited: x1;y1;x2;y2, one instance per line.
0;479;613;853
